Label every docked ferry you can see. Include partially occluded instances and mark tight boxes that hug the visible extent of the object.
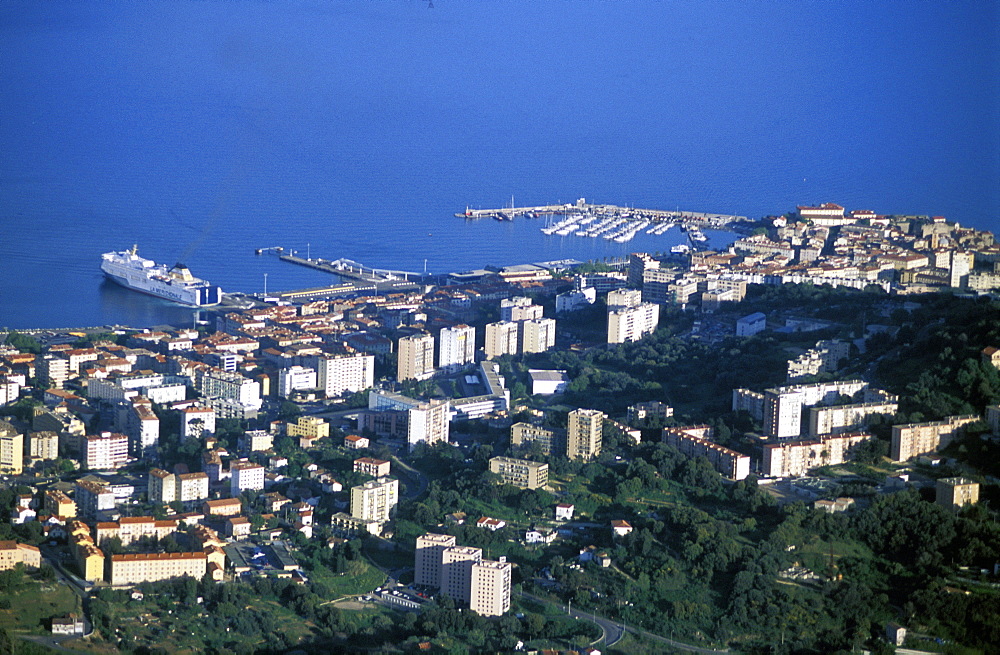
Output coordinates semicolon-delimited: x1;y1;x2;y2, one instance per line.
100;246;222;306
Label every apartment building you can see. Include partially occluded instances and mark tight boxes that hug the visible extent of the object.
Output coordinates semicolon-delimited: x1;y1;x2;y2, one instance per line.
520;318;556;354
438;325;476;372
0;427;23;475
278;365;317;398
567;409;604;460
230;461;266;495
762;432;872;478
199;369;262;412
350;477;399;524
354;457;391;478
318;351;374;397
76;480;116;519
607;303;660;343
97;516;178;547
890;415;978;462
286;416;330;441
627;401;674;425
44;490;77;519
0;541;41;571
442;546;482;604
28;430;59;461
180;405;215;440
148;468;176;504
510;423;563;456
663;426;750;481
239;429;273;453
761;380;869;439
471;558;513;617
128;397;160;457
500;297;543;322
415;533;456;587
397;333;435;382
808;399;898;437
365;391;450;451
109;552;208;586
484;321;519;359
37;354;70;389
177;472;209;504
935;477;980;511
488;456;548;490
607;289;642;310
84;432;130;471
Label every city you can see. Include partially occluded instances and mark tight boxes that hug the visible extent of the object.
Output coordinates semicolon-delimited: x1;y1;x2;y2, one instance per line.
1;206;999;653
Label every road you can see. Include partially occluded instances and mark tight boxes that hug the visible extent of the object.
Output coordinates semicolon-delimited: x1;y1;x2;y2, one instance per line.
518;590;729;653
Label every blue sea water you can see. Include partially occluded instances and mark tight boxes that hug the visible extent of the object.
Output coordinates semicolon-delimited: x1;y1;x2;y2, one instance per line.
1;1;997;329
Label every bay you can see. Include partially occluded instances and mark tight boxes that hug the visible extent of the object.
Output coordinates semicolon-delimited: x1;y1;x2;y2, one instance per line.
1;1;996;329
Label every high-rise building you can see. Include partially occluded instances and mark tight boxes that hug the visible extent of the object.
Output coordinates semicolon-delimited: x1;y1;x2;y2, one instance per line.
471;558;513;617
181;406;216;441
415;533;456;587
935;477;979;511
199;370;262;411
607;288;643;310
0;425;23;475
128;397;160;458
148;468;177;504
520;318;556;354
364;391;450;451
663;426;750;481
28;430;59;461
350;477;399;524
84;432;129;471
397;334;435;381
38;355;70;389
567;409;604;460
278;365;318;398
318;352;374;396
500;297;543;322
230;461;265;495
441;545;482;604
484;322;519;359
438;325;476;372
607;303;659;343
628;253;659;288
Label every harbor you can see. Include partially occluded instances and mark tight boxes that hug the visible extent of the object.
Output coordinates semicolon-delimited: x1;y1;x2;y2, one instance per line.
269;253;422;300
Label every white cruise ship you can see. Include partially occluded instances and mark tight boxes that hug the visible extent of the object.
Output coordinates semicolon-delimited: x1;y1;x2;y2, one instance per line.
101;246;222;306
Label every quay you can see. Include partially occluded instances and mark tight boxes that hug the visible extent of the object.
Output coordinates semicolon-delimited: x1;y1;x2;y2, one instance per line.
457;198;748;227
279;254;422;283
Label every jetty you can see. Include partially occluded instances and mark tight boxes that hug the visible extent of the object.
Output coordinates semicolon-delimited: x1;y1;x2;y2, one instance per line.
279;254;422;284
456;198;748;227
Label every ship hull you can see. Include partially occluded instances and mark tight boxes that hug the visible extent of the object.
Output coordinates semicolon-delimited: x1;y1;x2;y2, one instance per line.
101;248;222;307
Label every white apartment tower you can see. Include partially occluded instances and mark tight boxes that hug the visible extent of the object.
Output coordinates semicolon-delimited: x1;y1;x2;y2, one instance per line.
520;318;556;354
438;325;476;372
415;533;457;587
500;297;543;322
397;334;435;382
181;406;216;441
567;409;604;460
471;558;513;617
484;322;520;359
608;303;660;343
318;352;375;397
350;477;399;524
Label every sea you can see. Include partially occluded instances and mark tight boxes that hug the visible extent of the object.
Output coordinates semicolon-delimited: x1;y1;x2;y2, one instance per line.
1;1;997;329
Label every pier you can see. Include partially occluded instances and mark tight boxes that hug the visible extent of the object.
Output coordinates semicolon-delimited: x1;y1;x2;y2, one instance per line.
456;198;748;227
271;254;422;300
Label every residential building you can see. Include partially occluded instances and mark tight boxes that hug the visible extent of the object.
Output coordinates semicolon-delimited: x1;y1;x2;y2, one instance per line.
28;430;59;461
239;430;273;453
38;354;70;389
567;409;604;460
628;252;660;287
890;415;979;462
199;369;262;412
128;397;160;457
203;498;242;517
98;516;178;547
0;426;23;475
520;318;556;354
365;391;450;451
354;457;391;478
935;477;980;511
484;321;519;359
607;302;659;343
76;480;116;519
761;380;869;439
180;406;216;441
663;426;750;481
438;325;476;372
612;520;633;538
317;351;374;397
510;423;563;456
470;558;512;617
278;365;317;398
488;456;548;490
109;552;209;586
286;416;330;441
84;432;129;471
762;432;873;478
329;512;384;537
441;545;482;604
177;472;210;504
555;287;596;313
607;289;642;310
44;490;76;519
808;399;898;437
528;369;568;396
344;434;369;450
554;503;574;521
230;461;266;495
350;477;399;524
415;533;457;587
627;401;674;425
397;333;435;382
500;296;542;322
148;468;176;504
0;541;41;570
736;312;767;337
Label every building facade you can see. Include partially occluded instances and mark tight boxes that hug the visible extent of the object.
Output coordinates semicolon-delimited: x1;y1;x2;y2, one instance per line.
488;456;549;490
567;409;604;460
397;334;435;382
438;325;476;372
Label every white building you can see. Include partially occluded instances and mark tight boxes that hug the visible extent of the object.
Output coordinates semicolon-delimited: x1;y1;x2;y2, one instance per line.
607;288;643;310
500;297;542;322
520;318;556;354
199;370;262;412
484;321;519;359
278;365;317;398
350;477;399;524
84;432;130;471
127;397;160;457
318;352;374;397
528;369;568;395
608;303;659;343
438;325;476;372
471;558;513;617
555;287;596;313
397;333;435;382
230;461;265;495
181;406;215;441
736;312;767;337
